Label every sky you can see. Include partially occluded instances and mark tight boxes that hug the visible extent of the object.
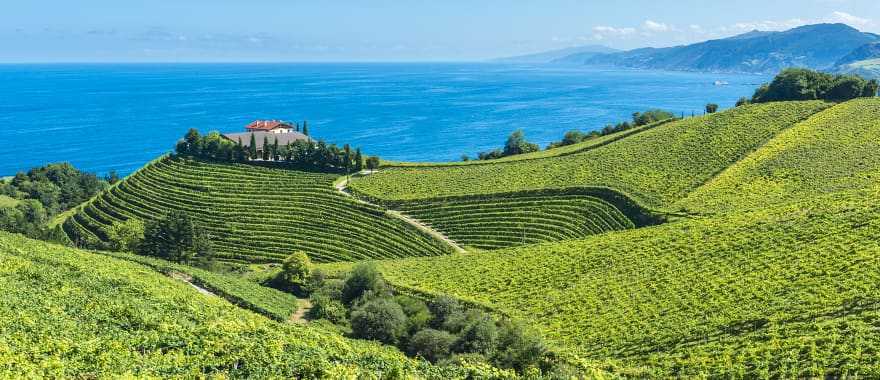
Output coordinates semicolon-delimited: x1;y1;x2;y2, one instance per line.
1;0;879;62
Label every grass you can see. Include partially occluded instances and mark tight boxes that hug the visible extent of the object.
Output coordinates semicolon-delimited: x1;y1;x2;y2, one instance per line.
64;156;452;264
0;231;512;379
351;101;831;210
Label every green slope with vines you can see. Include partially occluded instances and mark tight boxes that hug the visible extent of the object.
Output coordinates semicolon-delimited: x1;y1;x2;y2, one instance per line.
351;101;831;209
679;97;880;214
0;232;513;379
64;156;451;264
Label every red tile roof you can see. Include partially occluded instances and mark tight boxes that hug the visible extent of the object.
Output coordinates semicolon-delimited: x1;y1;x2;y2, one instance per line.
245;120;292;131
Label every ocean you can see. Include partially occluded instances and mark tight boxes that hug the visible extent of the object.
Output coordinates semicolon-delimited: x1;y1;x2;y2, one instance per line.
0;63;769;176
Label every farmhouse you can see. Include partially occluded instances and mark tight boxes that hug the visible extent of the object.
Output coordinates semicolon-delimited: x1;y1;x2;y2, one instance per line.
245;120;295;133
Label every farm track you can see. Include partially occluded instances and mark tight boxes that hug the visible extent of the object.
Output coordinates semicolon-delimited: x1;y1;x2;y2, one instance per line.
336;172;467;254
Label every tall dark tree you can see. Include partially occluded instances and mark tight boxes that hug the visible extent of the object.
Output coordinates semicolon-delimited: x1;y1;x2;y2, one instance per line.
272;137;280;161
705;103;719;114
262;135;270;160
302;120;309;136
366;156;380;171
249;134;258;160
343;144;352;174
138;210;213;264
354;148;363;172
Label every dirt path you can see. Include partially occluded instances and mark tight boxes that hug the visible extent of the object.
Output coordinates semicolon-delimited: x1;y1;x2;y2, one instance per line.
335;172;466;254
168;271;216;297
289;298;313;324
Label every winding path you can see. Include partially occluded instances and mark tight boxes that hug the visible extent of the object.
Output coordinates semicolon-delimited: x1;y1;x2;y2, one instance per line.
335;172;466;254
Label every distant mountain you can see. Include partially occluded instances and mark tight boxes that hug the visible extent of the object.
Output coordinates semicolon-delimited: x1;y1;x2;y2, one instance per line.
567;23;880;74
835;58;880;79
493;45;618;63
834;42;880;66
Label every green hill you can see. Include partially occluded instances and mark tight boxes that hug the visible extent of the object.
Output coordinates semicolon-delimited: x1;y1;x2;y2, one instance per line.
0;232;507;378
680;98;880;214
367;186;880;377
351;101;830;210
64;156;451;264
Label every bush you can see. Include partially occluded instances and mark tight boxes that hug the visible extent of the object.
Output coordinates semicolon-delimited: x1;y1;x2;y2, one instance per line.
394;295;432;335
492;320;548;372
308;293;348;324
705;103;719;114
752;68;879;103
105;219;144;252
428;295;464;329
408;329;457;363
138;210;213;264
349;298;408;345
735;97;750;107
453;312;498;355
341;263;386;304
277;251;312;293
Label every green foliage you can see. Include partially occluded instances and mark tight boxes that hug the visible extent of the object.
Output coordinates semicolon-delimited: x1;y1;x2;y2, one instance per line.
408;329;457;363
752;68;879;103
65;156;450;263
277;251;312;291
366;155;381;170
392;191;634;250
308;293;348;324
105;218;144;252
341;263;387;304
705;103;719;113
351;101;830;209
680;98;880;213
139;210;213;264
350;298;409;345
0;232;510;378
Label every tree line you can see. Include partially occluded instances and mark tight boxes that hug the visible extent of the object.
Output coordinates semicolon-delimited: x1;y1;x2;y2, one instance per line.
748;68;879;104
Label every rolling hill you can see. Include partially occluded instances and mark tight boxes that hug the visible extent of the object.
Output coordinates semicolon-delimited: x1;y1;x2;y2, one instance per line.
0;231;505;378
64;156;452;264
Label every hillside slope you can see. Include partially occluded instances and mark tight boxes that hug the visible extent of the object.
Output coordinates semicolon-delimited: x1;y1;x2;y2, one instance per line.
680;98;880;214
64;157;451;264
0;232;504;378
351;101;830;209
370;186;880;378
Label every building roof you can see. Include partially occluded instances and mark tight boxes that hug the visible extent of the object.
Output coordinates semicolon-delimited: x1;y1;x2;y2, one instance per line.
245;120;293;131
222;131;312;150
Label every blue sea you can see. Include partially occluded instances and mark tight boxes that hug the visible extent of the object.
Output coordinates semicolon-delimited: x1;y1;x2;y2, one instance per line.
0;63;769;176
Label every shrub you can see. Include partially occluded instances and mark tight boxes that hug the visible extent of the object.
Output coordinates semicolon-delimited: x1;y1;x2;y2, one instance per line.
428;295;463;329
394;295;432;334
138;210;213;264
277;251;312;293
408;329;457;363
308;293;348;324
349;298;408;345
492;320;548;372
705;103;719;114
752;68;879;103
453;312;498;355
341;263;386;304
105;218;144;252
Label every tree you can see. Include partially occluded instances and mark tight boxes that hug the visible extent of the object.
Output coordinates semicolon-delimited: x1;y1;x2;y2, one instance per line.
408;329;456;363
705;103;719;114
502;130;539;157
106;218;145;252
262;135;270;160
366;156;380;172
341;263;386;304
139;210;212;264
453;312;498;356
249;133;258;160
492;320;548;372
428;295;463;329
735;97;750;107
278;251;312;292
272;137;280;161
343;144;352;174
302;120;309;136
350;298;408;345
751;68;877;103
354;148;363;172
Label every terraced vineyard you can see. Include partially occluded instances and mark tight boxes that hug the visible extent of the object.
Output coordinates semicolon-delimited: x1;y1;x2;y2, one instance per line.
64;156;451;263
679;98;880;214
389;189;640;250
371;187;880;377
0;232;510;378
351;101;831;209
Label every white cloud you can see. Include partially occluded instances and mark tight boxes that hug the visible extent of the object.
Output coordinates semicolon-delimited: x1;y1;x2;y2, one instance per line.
827;11;871;28
592;26;636;36
643;20;670;32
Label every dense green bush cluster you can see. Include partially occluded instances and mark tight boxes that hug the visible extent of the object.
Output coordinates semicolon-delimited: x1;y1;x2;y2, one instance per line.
0;162;109;239
64;156;450;263
475;130;540;161
305;263;552;375
752;68;879;103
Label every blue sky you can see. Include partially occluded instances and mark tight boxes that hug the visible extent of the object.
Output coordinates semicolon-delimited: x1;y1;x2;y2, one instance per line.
2;0;879;62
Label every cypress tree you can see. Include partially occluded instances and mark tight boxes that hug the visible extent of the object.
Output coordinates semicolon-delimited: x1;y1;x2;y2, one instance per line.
343;144;352;173
302;120;309;136
262;135;270;160
354;148;363;172
249;134;257;160
272;137;280;161
237;137;244;161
